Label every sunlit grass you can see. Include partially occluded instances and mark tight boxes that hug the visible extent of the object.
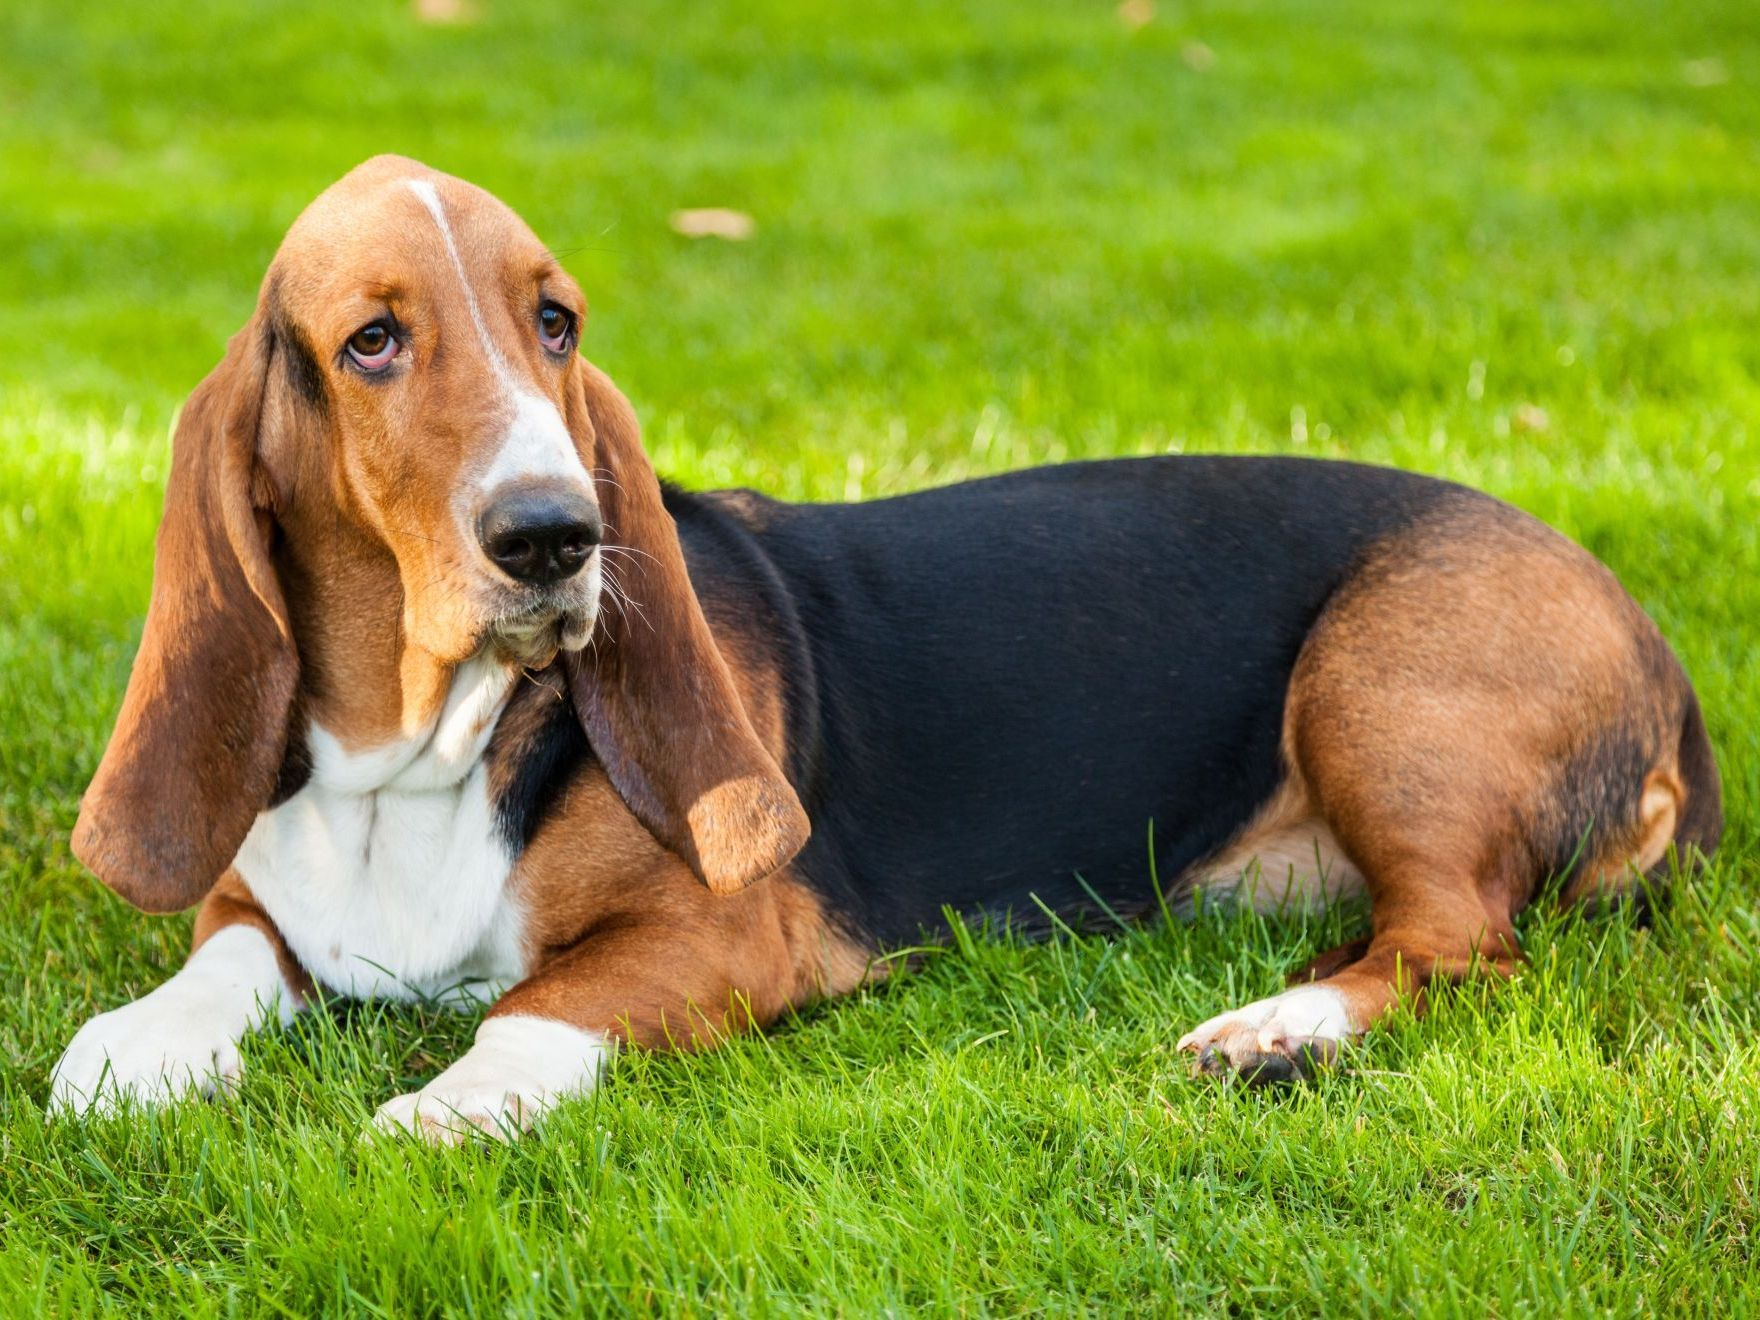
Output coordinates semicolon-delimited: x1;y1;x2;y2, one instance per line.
1;0;1757;1312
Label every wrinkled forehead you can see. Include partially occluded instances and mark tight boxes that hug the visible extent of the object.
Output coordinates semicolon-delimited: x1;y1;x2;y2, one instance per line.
268;158;574;325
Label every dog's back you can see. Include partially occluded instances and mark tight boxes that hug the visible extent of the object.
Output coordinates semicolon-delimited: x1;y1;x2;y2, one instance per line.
674;457;1461;940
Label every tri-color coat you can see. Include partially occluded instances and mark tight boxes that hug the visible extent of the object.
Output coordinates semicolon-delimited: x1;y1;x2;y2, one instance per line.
50;158;1721;1138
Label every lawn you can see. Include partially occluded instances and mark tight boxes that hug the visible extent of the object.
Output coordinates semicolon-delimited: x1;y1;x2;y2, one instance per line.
2;0;1757;1312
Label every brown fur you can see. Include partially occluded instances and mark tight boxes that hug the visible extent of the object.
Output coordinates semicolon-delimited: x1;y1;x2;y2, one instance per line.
80;159;1721;1102
193;873;316;1004
498;770;872;1048
562;363;810;894
71;315;300;912
1181;491;1719;1078
479;605;866;1046
74;154;807;913
1191;773;1363;912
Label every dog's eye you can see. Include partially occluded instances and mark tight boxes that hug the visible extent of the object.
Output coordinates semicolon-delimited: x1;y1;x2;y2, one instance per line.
345;322;399;372
537;303;574;354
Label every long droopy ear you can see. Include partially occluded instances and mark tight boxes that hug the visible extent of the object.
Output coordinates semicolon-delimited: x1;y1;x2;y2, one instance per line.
71;317;299;913
563;362;810;895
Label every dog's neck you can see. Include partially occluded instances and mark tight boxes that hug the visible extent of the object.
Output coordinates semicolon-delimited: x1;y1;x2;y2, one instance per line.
277;516;497;756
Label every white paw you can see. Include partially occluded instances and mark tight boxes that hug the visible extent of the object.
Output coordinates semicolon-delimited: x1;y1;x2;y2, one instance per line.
1177;984;1356;1084
52;995;245;1114
372;1082;540;1144
371;1015;608;1146
48;926;297;1116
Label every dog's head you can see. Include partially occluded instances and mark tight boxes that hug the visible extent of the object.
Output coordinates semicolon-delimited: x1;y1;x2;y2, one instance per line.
72;155;808;912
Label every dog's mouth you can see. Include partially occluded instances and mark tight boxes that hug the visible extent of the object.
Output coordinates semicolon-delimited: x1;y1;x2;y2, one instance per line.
485;586;599;668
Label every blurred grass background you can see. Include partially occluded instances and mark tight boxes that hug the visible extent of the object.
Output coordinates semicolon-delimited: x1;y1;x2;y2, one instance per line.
1;0;1757;1312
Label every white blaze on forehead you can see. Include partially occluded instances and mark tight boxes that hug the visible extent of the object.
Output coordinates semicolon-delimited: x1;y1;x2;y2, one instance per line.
403;178;594;492
406;178;518;389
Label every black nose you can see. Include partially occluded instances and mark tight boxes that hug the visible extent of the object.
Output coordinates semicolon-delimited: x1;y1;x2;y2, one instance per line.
478;488;602;586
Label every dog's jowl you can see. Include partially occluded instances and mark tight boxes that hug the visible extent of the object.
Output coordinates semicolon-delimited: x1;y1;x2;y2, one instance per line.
51;156;1721;1141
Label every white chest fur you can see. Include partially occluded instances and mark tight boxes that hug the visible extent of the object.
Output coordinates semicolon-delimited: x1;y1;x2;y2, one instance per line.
234;654;528;1003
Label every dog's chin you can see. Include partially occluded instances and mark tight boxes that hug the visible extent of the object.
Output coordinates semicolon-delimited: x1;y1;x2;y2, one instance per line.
487;604;597;669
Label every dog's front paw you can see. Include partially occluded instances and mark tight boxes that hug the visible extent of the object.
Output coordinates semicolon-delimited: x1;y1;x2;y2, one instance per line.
371;1015;609;1145
48;927;297;1117
1177;984;1356;1085
51;997;245;1115
373;1080;539;1144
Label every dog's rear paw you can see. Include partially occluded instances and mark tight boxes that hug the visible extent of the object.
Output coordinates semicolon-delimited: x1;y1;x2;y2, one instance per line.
1177;984;1356;1085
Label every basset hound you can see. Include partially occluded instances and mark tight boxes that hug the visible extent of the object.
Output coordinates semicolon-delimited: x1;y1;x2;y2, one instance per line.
51;156;1723;1140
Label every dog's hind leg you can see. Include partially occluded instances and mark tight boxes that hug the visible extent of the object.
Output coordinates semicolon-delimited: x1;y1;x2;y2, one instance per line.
1179;493;1717;1084
1178;799;1526;1085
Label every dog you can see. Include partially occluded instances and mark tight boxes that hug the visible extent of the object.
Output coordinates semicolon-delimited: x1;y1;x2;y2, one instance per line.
50;156;1722;1140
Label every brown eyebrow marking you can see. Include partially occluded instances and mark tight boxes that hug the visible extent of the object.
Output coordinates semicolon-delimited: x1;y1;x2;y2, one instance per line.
531;263;583;309
357;279;409;304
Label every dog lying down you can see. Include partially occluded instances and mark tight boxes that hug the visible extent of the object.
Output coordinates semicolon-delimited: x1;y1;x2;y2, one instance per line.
51;157;1721;1141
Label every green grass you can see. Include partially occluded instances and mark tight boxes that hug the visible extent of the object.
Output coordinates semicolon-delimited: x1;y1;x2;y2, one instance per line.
2;0;1758;1312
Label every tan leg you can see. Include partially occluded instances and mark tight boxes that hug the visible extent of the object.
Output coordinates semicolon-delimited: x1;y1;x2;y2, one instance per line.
1179;860;1521;1084
371;862;869;1143
1180;493;1695;1084
369;923;811;1143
